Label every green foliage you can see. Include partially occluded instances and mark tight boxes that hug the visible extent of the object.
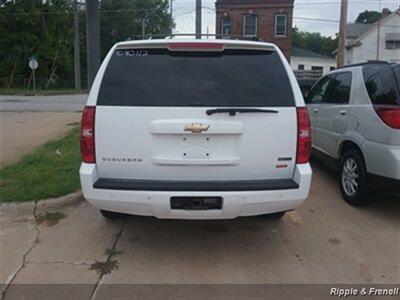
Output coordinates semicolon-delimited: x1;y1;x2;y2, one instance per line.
0;0;74;89
0;127;81;203
0;0;172;89
292;27;338;57
355;10;382;24
100;0;173;55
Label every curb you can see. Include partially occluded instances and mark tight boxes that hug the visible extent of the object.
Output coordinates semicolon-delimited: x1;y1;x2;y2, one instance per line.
0;191;84;217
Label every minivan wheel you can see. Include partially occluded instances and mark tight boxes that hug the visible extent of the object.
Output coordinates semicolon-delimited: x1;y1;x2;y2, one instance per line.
100;210;126;220
339;149;372;206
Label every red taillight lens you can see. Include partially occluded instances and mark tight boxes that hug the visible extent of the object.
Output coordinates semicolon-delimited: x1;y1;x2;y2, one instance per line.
80;106;96;163
296;107;312;164
374;105;400;129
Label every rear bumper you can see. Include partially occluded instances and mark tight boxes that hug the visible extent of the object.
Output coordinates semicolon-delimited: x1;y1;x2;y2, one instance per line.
79;164;312;220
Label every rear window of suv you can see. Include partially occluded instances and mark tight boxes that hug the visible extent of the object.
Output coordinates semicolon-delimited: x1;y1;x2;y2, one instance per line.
362;64;400;106
97;48;294;107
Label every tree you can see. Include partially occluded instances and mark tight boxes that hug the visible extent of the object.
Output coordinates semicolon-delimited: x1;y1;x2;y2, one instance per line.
0;0;74;89
292;27;338;57
355;10;383;24
100;0;173;55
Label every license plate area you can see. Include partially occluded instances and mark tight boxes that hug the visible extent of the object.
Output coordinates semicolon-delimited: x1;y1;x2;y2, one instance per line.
170;197;223;210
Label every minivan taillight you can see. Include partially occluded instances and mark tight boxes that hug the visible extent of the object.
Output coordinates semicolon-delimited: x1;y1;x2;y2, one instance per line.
374;105;400;129
80;106;96;163
296;107;312;164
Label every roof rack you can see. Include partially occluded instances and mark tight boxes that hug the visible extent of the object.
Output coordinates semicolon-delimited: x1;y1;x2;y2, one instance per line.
337;61;389;70
127;33;263;42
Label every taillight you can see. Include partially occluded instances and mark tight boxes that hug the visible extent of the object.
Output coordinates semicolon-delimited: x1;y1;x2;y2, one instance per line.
374;105;400;129
80;106;96;163
167;42;225;51
296;107;312;164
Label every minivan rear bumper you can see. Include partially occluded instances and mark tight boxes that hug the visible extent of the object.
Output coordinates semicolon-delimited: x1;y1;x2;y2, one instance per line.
79;163;312;220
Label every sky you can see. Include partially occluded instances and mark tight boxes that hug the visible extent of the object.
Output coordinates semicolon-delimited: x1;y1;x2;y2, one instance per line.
173;0;400;37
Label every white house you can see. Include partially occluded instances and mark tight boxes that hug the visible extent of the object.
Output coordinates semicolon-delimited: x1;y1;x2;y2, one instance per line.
345;9;400;65
291;47;337;75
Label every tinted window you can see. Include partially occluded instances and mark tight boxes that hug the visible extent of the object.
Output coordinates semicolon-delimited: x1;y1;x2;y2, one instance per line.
307;75;332;104
324;72;352;104
362;64;400;106
98;49;294;107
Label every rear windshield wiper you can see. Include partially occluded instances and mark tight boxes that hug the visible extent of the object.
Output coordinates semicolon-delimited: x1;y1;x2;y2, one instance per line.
206;108;279;116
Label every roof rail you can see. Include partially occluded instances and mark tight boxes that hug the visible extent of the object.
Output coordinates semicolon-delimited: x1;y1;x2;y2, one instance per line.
127;33;264;42
337;61;389;70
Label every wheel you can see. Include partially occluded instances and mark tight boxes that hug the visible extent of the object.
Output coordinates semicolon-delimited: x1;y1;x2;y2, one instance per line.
100;210;126;220
261;211;286;219
339;149;372;206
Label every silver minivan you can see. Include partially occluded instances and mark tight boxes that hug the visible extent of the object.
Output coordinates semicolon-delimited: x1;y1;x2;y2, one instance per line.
306;62;400;205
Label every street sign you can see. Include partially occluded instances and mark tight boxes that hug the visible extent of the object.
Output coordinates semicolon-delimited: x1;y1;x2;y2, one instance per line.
28;57;38;95
28;58;39;70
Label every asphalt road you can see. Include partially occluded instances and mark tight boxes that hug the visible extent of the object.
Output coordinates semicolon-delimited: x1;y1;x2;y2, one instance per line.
1;160;399;299
0;94;87;112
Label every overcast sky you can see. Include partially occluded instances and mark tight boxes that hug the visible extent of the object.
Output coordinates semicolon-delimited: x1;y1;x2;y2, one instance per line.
173;0;400;37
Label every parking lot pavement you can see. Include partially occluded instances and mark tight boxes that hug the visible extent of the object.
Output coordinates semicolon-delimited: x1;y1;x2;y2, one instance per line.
1;161;399;299
0;111;81;166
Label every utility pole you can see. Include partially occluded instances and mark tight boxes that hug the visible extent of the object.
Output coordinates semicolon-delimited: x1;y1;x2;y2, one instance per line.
376;0;382;60
73;0;81;90
85;0;101;89
142;18;146;39
337;0;348;67
170;0;173;36
195;0;202;39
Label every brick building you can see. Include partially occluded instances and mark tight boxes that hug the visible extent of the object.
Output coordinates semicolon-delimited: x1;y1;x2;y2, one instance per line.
215;0;294;58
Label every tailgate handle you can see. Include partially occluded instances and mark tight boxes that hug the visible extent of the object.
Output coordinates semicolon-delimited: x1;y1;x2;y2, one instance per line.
206;108;279;116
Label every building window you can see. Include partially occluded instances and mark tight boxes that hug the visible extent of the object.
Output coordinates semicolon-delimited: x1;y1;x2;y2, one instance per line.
311;66;324;74
330;66;336;71
386;41;400;49
298;64;305;70
243;15;257;37
275;14;287;37
221;17;231;37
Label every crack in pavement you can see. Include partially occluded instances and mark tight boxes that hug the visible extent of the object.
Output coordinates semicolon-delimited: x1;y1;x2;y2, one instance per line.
0;202;40;300
90;218;127;300
26;261;93;267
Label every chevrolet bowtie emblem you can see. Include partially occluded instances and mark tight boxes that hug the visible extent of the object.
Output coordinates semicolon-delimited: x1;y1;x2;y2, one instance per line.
184;123;210;133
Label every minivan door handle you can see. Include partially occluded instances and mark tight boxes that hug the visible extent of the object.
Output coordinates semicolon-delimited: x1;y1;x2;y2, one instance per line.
314;108;318;114
340;110;347;116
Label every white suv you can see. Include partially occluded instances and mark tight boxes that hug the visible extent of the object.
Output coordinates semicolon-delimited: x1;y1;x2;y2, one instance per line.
306;62;400;205
79;39;312;220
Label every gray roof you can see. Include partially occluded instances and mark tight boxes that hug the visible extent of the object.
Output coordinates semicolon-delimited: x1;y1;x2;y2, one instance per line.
291;47;334;60
346;23;371;39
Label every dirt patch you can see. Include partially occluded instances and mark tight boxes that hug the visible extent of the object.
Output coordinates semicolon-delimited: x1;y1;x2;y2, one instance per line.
0;111;81;167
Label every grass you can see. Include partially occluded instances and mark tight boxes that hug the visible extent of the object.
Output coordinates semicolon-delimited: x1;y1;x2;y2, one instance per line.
0;127;81;203
0;88;87;96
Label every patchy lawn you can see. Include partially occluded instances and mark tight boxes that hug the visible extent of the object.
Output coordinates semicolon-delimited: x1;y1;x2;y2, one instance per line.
0;127;81;203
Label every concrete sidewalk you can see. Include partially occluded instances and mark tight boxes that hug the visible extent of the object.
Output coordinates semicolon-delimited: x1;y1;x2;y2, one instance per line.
1;162;399;299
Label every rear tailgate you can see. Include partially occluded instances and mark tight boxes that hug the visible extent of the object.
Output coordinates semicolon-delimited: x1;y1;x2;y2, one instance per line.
94;41;298;182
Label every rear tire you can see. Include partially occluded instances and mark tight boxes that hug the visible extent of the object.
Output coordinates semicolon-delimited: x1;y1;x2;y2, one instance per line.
261;211;286;219
100;210;126;220
339;149;372;206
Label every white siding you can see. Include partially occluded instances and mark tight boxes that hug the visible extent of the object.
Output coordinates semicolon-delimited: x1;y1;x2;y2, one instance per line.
290;56;337;75
345;13;400;64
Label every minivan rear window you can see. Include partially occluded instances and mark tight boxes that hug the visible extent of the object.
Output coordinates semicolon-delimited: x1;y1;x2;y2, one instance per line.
97;48;294;107
362;64;400;106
